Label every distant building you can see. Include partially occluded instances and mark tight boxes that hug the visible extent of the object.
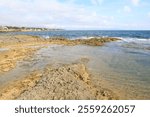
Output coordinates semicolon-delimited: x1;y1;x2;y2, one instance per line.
0;26;8;31
0;26;63;32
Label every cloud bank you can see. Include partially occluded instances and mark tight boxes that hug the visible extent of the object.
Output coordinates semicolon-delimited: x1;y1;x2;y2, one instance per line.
131;0;140;6
0;0;149;30
0;0;115;29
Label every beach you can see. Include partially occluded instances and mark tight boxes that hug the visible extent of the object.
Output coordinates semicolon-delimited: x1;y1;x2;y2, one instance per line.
0;34;119;100
0;31;150;100
0;0;150;116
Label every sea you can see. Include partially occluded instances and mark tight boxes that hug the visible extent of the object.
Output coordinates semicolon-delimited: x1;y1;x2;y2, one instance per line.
1;30;150;99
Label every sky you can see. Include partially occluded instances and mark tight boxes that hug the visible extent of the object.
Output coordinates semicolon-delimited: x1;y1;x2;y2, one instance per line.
0;0;150;30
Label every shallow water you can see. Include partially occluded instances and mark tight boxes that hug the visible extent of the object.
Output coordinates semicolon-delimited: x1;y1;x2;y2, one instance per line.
0;30;150;99
14;42;150;99
31;40;150;99
0;40;150;99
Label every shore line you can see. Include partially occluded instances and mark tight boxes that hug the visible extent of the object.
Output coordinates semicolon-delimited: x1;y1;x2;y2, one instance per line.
0;34;120;100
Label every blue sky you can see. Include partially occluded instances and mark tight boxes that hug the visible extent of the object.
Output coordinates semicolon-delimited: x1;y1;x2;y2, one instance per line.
0;0;150;30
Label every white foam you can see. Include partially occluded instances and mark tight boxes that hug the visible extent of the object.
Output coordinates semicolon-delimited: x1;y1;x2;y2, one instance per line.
42;35;50;39
71;36;93;40
120;37;150;43
78;36;109;40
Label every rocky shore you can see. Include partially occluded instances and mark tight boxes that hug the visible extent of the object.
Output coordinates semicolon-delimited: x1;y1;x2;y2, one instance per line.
0;34;120;100
0;35;119;74
0;63;118;100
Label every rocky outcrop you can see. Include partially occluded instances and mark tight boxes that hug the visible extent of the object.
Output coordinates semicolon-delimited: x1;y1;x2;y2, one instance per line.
17;63;118;100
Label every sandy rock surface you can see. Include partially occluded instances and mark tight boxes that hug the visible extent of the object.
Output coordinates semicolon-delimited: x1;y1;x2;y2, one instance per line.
17;63;117;100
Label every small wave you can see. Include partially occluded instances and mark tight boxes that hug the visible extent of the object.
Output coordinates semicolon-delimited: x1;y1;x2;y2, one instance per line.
71;36;95;40
42;35;50;39
137;38;150;41
78;36;89;39
120;37;150;43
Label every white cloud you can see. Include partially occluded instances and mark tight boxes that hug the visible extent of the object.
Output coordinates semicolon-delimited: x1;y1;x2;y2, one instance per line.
131;0;140;6
0;0;114;29
124;6;131;13
91;0;103;5
148;12;150;17
114;22;150;30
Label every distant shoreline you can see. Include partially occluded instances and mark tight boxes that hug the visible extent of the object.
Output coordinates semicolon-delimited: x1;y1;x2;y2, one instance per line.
0;26;64;32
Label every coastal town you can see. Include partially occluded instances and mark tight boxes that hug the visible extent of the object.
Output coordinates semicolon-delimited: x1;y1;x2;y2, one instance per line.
0;26;62;32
